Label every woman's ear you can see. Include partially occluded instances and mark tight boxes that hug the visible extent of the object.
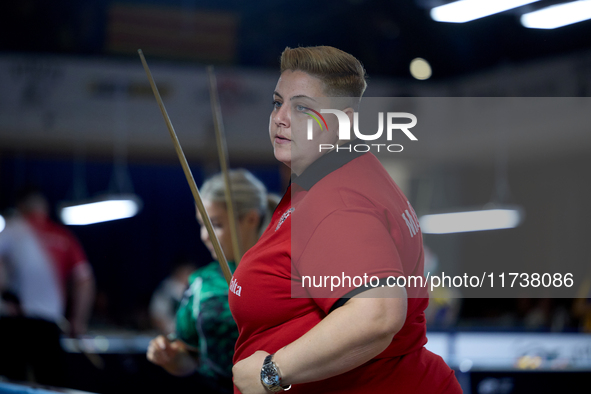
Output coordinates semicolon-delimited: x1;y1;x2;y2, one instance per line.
343;107;355;125
341;107;355;140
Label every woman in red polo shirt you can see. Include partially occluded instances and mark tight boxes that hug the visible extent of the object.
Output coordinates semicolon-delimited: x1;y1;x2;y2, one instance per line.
230;46;462;394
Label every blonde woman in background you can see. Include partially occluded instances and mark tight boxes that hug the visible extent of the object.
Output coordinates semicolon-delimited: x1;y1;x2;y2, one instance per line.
147;169;279;394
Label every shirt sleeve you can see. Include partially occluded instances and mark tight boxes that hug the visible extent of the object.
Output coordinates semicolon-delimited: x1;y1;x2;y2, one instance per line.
64;230;92;281
293;208;404;314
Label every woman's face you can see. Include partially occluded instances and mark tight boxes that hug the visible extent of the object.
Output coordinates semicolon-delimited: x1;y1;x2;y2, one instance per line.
269;70;340;175
196;200;258;262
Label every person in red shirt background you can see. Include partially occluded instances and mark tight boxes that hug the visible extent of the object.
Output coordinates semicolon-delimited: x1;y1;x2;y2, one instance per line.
0;187;95;334
0;187;95;385
11;187;95;336
230;46;462;393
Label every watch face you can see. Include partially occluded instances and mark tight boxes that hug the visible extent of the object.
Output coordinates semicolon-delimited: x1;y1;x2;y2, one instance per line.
261;364;280;386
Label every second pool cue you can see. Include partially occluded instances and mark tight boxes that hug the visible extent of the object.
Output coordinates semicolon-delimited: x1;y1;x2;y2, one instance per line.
138;49;232;285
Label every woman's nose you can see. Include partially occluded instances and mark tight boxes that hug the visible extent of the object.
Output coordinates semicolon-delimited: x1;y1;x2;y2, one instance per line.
274;105;290;128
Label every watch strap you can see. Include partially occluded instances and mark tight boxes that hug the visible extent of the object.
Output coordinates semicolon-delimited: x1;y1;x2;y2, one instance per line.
261;353;291;392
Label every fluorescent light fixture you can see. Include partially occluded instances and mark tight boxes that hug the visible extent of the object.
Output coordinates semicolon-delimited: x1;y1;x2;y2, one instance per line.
60;194;142;225
419;205;524;234
431;0;540;23
521;0;591;29
0;214;5;233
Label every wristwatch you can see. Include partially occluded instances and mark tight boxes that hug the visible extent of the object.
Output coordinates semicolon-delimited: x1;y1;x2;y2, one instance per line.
260;353;291;392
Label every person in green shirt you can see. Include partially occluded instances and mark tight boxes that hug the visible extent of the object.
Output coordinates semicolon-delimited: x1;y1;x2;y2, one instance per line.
147;169;278;393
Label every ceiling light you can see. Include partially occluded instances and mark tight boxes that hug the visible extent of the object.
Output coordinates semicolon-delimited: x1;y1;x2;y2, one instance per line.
60;194;142;226
60;82;142;226
0;215;5;233
431;0;540;23
410;58;432;80
419;205;524;234
521;0;591;29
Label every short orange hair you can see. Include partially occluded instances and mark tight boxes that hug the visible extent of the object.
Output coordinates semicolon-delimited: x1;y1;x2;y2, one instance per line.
280;46;367;98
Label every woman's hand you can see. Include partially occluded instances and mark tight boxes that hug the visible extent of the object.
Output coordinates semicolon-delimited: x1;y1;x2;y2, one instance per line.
232;350;269;394
232;286;406;391
273;286;406;386
146;335;198;376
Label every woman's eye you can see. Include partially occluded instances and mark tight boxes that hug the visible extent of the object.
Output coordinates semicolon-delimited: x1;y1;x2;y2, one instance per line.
296;105;306;112
272;100;282;109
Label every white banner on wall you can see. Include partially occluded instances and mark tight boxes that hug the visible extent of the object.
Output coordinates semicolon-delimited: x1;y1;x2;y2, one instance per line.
0;51;590;163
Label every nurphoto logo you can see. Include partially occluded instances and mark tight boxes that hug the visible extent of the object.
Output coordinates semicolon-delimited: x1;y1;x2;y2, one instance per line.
304;108;417;153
